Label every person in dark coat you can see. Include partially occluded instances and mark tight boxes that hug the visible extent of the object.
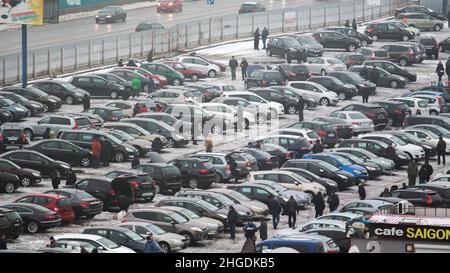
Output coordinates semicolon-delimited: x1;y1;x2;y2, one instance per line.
253;28;260;50
227;206;238;240
379;187;391;197
401;183;408;189
51;169;60;190
371;66;380;85
146;49;153;62
261;27;269;49
66;172;77;186
225;154;239;183
131;155;140;169
118;59;124;67
361;85;370;103
437;61;445;82
361;65;368;79
344;19;350;27
297;96;305;121
385;143;398;169
352;19;357;31
312;139;324;154
327;192;340;212
241;221;259;253
269;195;282;229
407;159;418;187
418;159;433;184
313;192;325;218
240;58;249;80
446;57;450;81
437;136;447;165
229;56;239;80
43;128;51;140
358;184;366;200
286;196;298;229
259;220;268;241
151;137;163;154
447;9;450;28
101;137;112;167
83;94;90;112
0;233;7;250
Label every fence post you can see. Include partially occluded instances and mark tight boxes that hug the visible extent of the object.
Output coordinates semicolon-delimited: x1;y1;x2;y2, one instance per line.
267;12;270;31
221;18;224;41
198;21;202;46
324;5;327;27
252;14;255;34
75;44;78;71
338;1;341;26
141;32;144;58
61;47;64;74
296;8;300;31
185;25;188;48
47;50;51;76
3;58;6;86
129;34;132;58
372;1;375;20
88;42;92;68
354;1;356;21
209;18;212;44
282;11;285;32
309;7;312;29
116;36;119;61
362;0;365;22
102;40;105;65
17;55;20;82
32;52;36;79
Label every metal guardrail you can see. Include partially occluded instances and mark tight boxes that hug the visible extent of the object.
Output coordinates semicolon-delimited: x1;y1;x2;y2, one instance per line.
0;0;411;86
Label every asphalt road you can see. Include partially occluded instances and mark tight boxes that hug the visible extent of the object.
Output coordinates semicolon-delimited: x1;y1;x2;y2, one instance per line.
0;0;333;55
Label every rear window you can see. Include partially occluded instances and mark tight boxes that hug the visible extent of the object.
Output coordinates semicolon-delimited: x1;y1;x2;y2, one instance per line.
418;100;428;107
291;66;309;73
111;110;125;118
322;125;335;131
3;130;22;137
76;192;94;200
327;59;341;65
421;38;436;45
374;51;388;57
307;132;319;138
349;113;367;119
184;91;201;97
298;138;310;146
222;85;236;91
263;72;282;80
201;161;214;169
56;198;71;207
163;166;181;176
75;118;91;127
350;55;365;61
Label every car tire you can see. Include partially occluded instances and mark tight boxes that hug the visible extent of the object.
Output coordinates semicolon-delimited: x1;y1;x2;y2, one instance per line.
402;35;409;41
167;138;175;148
287;105;297;115
23;129;34;140
267;49;272;56
65;96;74;105
208;70;217;78
110;91;119;99
361;40;368;47
399;57;409;66
188;178;199;189
3;182;15;194
80;156;91;167
321;69;326;76
305;191;315;201
319;98;330;106
180;232;193;245
191;74;199;82
434;24;442;32
338;92;346;100
95;19;99;24
215;173;223;183
122;93;130;100
371;35;378;41
159;242;170;253
390;80;399;88
211;125;222;135
114;152;125;162
347;44;356;52
20;176;32;187
172;78;182;86
430;110;439;116
27;221;39;234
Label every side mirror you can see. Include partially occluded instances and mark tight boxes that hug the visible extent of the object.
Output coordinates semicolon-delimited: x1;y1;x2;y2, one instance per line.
170;221;177;226
97;247;104;252
319;169;325;173
294;181;299;186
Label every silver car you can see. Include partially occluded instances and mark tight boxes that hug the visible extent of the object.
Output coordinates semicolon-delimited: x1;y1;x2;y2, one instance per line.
22;115;91;140
396;13;444;31
116;222;188;253
286;81;339;106
161;206;224;235
207;188;269;217
187;152;232;183
147;89;202;104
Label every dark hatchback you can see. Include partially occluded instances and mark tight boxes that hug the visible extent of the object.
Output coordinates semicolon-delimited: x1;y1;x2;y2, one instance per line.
248;88;299;115
326;27;373;47
415;184;450;207
288;121;339;148
134;163;182;195
362;60;417;82
312;117;354;139
0;126;28;148
391;188;443;207
2;203;61;234
277;64;311;81
244;70;285;90
339;103;389;129
281;167;339;194
29;80;90;105
403;116;450;131
327;71;376;95
0;92;45;116
44;189;103;218
348;66;407;89
0;207;23;240
171;158;217;189
364;22;415;41
371;101;411;126
266;37;308;63
0;158;41;187
226;183;287;211
238;2;266;13
69;75;130;100
260;143;295;167
1;86;62;112
311;30;361;52
420;35;439;59
105;170;156;202
95;6;127;23
307;76;358;100
83;226;146;253
239;148;279;170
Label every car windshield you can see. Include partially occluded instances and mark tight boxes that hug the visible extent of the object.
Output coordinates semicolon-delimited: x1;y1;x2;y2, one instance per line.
169;211;188;223
290;172;312;183
349;113;367;119
99;7;116;12
346;72;365;82
327;59;342;65
259;181;287;193
10;94;27;102
122;229;145;241
222;85;236;91
60;83;77;90
337;153;364;164
146;224;166;235
297;35;317;44
399;133;422;143
0;98;15;106
317;161;340;172
178;208;200;219
391;136;407;146
227;191;251;202
332;155;353;165
98;238;120;249
213;194;235;206
163;166;181;176
28;87;49;96
107;132;127;143
283;38;299;47
112;110;125;117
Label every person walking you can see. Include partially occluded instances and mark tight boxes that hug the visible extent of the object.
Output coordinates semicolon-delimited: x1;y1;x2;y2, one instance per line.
313;192;325;218
240;58;249;80
418;159;433;184
131;76;141;98
83;94;90;112
380;187;391;197
352;19;357;31
327;192;340;212
101;137;112;167
227;206;238;240
437;60;445;82
259;219;268;241
261;27;269;49
146;49;154;62
437;136;447;165
226;154;240;183
407;159;418;187
385;143;399;169
253;28;260;50
118;59;124;67
297;96;305;121
241;220;259;253
344;19;350;27
91;137;102;168
131;154;140;169
312;139;324;154
446;57;450;81
371;65;380;85
229;56;239;80
152;137;163;154
269;195;282;229
361;85;370;103
205;133;213;153
358;183;366;200
144;232;162;253
447;9;450;28
51;169;60;190
47;236;57;248
0;233;7;250
286;196;298;229
43;128;52;140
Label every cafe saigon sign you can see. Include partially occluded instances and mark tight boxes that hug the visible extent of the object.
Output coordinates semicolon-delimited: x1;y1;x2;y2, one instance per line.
369;223;450;242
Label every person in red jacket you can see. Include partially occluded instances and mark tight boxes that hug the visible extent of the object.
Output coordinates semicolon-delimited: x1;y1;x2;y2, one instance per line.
91;137;102;168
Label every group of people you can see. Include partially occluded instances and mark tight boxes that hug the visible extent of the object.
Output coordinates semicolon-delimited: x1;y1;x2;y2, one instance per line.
344;19;358;31
91;136;112;168
435;56;450;83
253;27;269;51
228;56;249;81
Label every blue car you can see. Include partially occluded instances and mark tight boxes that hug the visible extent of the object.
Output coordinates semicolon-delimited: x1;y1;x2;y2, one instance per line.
403;90;442;98
256;237;325;253
0;97;30;121
303;153;369;180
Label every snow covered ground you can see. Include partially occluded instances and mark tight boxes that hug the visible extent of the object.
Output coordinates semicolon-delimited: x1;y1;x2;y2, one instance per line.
3;21;450;253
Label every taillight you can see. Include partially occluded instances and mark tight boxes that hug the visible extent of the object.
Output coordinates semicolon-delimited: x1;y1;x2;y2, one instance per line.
370;53;375;60
198;169;209;175
309;140;313;144
426;194;432;206
73;120;78;129
265;158;272;164
407;48;414;55
0;134;3;142
53;207;59;212
366;112;375;118
111;117;119;121
130;181;139;189
21;133;27;141
225;164;231;173
285;152;294;160
110;189;117;196
246;161;252;169
367;28;374;33
288;72;296;77
328;63;335;67
318;130;327;137
437;96;443;105
393;108;401;115
80;202;89;207
44;214;54;220
261;80;267;86
352;121;361;125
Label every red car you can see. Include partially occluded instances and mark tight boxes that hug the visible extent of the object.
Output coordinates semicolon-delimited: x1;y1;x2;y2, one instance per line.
157;0;183;13
162;61;207;82
116;66;168;87
15;194;75;223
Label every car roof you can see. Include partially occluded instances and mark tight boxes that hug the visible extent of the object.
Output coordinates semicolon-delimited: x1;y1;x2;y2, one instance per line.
318;212;362;219
141;163;171;167
84;226;133;233
346;199;391;206
252;170;296;176
266;134;306;140
45;188;89;195
54;234;105;241
305;219;347;227
89;106;121;111
129;207;173;214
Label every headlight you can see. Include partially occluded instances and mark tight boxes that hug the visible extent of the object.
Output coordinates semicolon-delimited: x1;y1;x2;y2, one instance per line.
32;172;40;177
125;147;134;152
15;107;24;111
171;239;182;244
75;93;84;97
119;86;125;90
95;15;99;18
106;15;112;18
282;197;289;202
153;79;160;84
423;145;432;149
367;167;376;171
354;170;361;175
217;213;227;219
190;227;202;232
237;210;247;216
399;155;408;159
48;99;56;103
61;164;70;169
337;174;348;179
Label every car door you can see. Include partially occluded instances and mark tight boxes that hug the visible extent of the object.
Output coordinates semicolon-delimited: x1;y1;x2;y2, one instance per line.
174;160;192;178
108;230;132;248
276;39;286;56
77;132;94;149
73;77;93;94
92;77;109;97
307;58;322;74
155;212;177;233
38;141;60;160
386;24;401;40
253;187;272;204
7;152;34;171
28;152;51;175
48;117;71;134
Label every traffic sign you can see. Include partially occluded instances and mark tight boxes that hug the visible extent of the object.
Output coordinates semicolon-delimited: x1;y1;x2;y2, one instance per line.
207;0;215;5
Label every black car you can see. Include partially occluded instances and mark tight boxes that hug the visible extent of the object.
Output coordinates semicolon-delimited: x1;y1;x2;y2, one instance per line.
105;170;156;202
0;150;73;179
44;189;103;218
268;86;318;110
327;71;376;95
29;80;90;105
26;139;92;168
281;167;339;194
84;227;146;253
0;92;45;116
238;2;265;13
2;203;61;234
277;64;310;81
288;121;339;148
312;117;354;139
171;158;216;189
248;88;299;115
395;5;446;21
339;103;389;129
95;73;133;92
326;27;373;47
1;86;62;112
391;188;443;207
371;101;411;127
415;184;450;207
0;125;29;149
239;148;278;170
403;116;450;131
0;158;42;187
86;106;128;122
182;84;221;102
259;143;295;167
68;177;137;211
134;163;182;195
281;159;356;190
438;36;450;53
0;207;23;240
419;35;439;59
307;76;358;100
266;37;308;63
58;129;138;162
384;130;436;158
311;30;361;52
227;183;287;211
334;52;366;68
0;213;13;241
244;70;284;90
69;75;130;100
254;135;312;158
95;6;127;23
364;22;415;41
0;109;12;124
348;65;407;88
362;60;417;82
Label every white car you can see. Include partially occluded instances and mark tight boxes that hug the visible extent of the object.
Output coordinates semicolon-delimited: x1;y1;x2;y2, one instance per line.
429;175;450;184
201;102;256;128
210;96;269;124
409;94;442;116
392;21;421;38
286;81;339;106
387;97;429;116
274;219;346;238
402;128;450;153
329;111;374;134
147;89;202;104
304;57;347;76
269;128;321;145
358;133;425;160
177;56;221;78
53;234;135;253
222;91;285;117
248;170;326;197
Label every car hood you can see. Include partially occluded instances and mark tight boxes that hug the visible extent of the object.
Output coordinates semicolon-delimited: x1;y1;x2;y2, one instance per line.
156;232;186;243
55;160;71;169
196;217;223;229
73;88;90;96
7;103;28;112
45;95;62;102
185;219;212;230
109;246;136;253
336;169;354;177
126;139;153;147
241;200;268;213
28;101;45;108
371;157;395;166
281;190;309;200
21;168;41;175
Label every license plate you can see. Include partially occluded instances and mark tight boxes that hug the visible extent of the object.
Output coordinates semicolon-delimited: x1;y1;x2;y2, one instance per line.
377;114;384;118
328;133;335;137
9;137;18;141
269;82;278;85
